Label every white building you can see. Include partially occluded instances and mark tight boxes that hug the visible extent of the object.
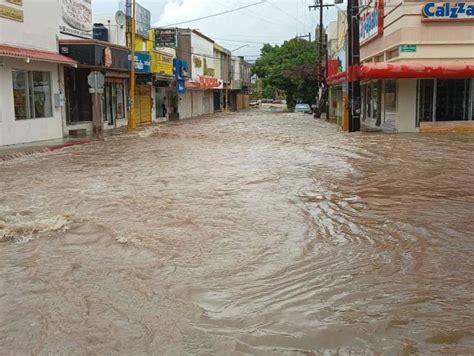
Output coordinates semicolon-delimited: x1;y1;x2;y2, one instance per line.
176;29;215;119
0;0;76;146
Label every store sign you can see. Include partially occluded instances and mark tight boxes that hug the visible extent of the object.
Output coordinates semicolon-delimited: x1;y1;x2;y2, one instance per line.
400;44;417;53
59;0;92;38
173;58;189;81
128;52;151;73
155;28;177;48
0;4;23;22
422;2;474;21
359;1;384;45
136;3;151;39
177;80;186;95
152;53;173;76
199;76;219;89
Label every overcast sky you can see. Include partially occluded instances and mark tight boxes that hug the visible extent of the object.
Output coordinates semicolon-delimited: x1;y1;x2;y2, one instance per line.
92;0;343;61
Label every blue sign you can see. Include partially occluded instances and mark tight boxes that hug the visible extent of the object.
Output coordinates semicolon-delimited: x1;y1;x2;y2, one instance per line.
128;52;151;73
423;2;474;20
176;80;186;95
360;5;381;44
173;58;189;81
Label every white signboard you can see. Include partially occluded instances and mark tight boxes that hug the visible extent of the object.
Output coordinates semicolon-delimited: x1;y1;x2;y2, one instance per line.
59;0;93;39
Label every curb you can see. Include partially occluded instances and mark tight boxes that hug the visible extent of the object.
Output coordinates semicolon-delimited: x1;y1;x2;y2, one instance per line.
0;139;97;162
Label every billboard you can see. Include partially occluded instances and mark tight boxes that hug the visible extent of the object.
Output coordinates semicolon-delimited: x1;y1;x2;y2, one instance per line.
155;28;178;48
59;0;93;38
136;3;151;39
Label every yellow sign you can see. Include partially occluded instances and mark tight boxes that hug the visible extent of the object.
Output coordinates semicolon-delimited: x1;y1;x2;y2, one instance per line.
7;0;23;6
0;4;23;22
151;52;173;76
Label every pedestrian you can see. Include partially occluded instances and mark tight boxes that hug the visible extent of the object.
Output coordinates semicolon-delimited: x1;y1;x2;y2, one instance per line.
162;98;167;118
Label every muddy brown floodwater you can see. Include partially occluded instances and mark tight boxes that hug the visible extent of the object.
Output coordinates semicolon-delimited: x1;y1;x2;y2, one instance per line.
1;110;473;355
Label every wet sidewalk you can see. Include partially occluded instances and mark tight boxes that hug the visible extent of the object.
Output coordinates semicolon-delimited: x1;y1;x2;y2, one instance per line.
0;137;99;162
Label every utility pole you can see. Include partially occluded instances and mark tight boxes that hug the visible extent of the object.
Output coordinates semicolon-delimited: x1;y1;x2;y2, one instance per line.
296;32;312;43
309;0;335;120
347;0;361;132
128;0;137;130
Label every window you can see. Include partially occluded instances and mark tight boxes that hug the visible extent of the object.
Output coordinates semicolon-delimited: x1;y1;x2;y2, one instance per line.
384;80;397;123
417;79;472;125
386;48;399;60
12;70;53;120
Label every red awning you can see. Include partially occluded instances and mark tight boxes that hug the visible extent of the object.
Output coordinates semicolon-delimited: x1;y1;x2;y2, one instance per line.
0;44;77;66
358;62;474;79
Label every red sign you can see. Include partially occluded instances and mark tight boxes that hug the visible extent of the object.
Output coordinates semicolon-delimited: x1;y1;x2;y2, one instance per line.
199;76;219;89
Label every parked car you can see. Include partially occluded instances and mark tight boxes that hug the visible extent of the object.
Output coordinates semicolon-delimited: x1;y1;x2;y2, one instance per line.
294;103;312;114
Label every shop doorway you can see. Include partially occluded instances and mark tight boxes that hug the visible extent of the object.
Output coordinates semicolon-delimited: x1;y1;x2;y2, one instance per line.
133;85;152;125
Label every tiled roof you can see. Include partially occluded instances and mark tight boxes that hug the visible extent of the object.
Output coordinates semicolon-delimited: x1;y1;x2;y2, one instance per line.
0;44;77;65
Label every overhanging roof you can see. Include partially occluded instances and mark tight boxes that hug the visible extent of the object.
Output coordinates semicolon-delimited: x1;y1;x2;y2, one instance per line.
0;43;77;66
359;62;474;79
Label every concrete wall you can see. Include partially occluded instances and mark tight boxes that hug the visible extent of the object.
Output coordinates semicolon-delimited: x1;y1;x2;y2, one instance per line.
396;79;418;133
0;58;64;146
191;31;214;81
0;0;60;51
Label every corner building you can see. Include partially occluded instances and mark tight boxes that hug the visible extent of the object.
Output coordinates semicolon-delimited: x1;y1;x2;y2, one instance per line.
358;0;474;132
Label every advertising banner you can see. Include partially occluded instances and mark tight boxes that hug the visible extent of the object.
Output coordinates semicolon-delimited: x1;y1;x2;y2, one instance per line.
59;0;92;38
136;3;151;39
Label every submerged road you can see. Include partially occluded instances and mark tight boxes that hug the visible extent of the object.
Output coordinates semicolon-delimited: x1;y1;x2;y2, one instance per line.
1;110;473;354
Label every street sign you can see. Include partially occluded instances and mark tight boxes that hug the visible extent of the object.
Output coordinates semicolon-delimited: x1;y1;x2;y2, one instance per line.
87;71;105;89
89;88;104;94
400;45;417;53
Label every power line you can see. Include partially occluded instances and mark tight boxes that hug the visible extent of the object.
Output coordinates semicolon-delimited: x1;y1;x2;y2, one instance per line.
158;1;268;28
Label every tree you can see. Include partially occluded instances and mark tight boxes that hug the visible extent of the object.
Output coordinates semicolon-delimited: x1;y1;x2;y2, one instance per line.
253;39;320;109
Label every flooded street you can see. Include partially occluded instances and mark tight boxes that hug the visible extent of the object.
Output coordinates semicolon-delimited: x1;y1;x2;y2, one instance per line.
1;110;473;354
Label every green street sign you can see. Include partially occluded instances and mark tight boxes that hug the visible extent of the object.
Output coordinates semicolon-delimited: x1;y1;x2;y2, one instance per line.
400;45;417;53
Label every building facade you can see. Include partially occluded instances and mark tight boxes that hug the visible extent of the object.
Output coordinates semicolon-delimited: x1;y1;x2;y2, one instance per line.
328;0;474;133
359;0;474;132
0;0;76;146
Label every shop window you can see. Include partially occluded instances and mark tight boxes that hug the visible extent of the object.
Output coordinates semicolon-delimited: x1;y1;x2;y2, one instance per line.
116;83;125;119
417;79;434;124
12;70;53;120
103;80;127;125
384;80;397;123
436;79;469;121
417;79;472;124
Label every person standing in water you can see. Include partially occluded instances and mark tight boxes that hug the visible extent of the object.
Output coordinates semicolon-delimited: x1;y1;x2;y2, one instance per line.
162;97;167;118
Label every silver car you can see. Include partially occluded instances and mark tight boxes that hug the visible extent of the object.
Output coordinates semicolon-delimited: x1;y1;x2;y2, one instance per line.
294;103;312;114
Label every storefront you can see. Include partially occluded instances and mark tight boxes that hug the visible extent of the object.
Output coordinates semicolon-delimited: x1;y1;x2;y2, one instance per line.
327;2;474;133
131;52;153;125
0;45;77;146
59;39;130;134
151;51;175;120
357;1;474;132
